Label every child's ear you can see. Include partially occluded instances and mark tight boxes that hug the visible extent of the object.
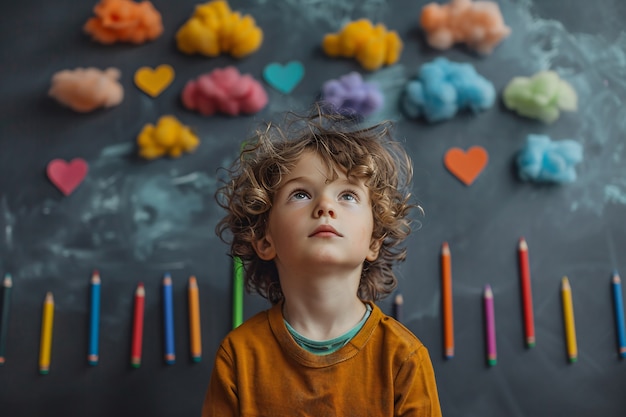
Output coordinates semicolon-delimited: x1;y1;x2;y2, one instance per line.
253;236;276;261
366;238;382;262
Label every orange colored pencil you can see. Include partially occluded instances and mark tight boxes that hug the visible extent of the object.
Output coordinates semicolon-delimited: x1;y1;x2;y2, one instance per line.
518;238;535;348
188;276;202;362
441;242;454;359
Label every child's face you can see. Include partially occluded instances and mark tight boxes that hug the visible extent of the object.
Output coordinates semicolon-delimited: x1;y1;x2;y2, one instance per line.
253;151;381;275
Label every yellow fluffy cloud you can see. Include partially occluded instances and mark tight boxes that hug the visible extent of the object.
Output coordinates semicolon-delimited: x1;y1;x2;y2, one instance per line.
175;0;263;58
137;116;200;159
322;19;403;71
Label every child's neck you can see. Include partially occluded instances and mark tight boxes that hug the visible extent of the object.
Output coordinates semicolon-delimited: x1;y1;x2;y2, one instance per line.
282;288;367;342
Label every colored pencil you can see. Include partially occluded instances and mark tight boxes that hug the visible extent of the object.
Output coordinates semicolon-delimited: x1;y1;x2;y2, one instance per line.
233;257;244;329
88;270;101;366
441;242;454;359
163;273;176;365
518;238;536;348
484;285;497;366
130;283;145;368
561;277;578;363
611;271;626;358
188;276;202;363
393;293;404;322
39;292;55;375
0;274;13;365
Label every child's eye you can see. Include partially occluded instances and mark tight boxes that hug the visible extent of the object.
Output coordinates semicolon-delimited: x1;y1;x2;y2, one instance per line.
340;190;359;202
290;190;310;200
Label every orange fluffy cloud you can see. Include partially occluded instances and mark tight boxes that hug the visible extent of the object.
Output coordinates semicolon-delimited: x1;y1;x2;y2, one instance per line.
49;67;124;113
84;0;163;45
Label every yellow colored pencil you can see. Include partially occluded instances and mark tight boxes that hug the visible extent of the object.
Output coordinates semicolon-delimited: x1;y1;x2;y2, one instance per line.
39;292;55;375
561;277;577;363
188;276;202;362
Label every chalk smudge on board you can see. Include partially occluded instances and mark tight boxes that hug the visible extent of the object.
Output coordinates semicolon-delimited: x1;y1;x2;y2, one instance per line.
274;0;388;27
9;144;222;293
367;65;408;122
0;197;15;252
498;0;626;215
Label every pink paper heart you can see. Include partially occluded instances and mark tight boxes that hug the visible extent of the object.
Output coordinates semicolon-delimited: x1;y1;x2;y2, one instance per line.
47;158;89;196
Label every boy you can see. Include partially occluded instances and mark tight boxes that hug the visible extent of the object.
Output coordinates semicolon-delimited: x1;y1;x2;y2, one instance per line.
203;107;441;416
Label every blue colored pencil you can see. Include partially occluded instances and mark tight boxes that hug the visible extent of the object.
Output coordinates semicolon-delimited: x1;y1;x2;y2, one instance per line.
163;273;176;365
612;271;626;358
0;274;13;365
88;271;101;366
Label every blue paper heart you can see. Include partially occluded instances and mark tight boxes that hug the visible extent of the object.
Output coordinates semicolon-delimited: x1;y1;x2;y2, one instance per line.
263;61;305;94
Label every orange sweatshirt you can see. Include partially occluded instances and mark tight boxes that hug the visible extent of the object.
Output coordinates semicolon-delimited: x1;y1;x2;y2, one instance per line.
202;301;442;417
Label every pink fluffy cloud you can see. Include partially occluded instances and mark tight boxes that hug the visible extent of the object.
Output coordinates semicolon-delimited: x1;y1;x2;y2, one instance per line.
181;67;268;116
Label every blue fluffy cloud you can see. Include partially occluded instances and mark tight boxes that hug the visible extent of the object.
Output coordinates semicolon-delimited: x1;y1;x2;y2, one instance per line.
517;134;583;183
402;57;495;122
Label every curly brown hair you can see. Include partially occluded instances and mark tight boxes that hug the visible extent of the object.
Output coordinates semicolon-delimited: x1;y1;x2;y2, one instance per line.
215;106;418;304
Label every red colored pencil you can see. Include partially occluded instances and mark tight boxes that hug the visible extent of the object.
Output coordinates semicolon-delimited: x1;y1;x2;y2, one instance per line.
131;283;145;368
518;238;536;348
441;242;454;359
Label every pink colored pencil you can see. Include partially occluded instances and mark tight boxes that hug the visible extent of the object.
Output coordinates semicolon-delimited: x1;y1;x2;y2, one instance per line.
484;284;497;366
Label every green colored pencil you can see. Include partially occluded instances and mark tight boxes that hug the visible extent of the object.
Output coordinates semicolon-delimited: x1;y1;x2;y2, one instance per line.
232;257;244;329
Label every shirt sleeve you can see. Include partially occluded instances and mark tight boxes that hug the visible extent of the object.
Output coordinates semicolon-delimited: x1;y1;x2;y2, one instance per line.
394;345;442;417
201;345;239;417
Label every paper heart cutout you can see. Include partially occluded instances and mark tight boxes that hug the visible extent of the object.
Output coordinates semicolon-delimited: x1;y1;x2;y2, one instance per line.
47;158;89;196
444;146;489;186
134;65;175;97
263;61;304;94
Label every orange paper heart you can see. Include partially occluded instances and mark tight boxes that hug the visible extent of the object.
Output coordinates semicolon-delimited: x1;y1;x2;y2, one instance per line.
134;65;175;97
444;146;488;186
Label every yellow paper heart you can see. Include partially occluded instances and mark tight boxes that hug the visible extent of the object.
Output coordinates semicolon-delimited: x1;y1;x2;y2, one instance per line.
134;65;175;98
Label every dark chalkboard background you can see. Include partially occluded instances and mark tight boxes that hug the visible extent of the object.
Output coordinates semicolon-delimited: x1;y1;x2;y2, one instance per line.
1;1;625;416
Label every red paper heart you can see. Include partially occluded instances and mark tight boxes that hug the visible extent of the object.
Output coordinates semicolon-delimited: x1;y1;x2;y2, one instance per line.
444;146;488;186
47;158;89;196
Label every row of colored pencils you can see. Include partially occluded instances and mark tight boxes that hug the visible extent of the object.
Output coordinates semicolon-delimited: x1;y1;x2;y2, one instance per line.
439;238;626;365
0;271;203;373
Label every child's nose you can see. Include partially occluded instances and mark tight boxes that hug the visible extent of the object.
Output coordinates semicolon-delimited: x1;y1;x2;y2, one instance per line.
314;198;336;218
